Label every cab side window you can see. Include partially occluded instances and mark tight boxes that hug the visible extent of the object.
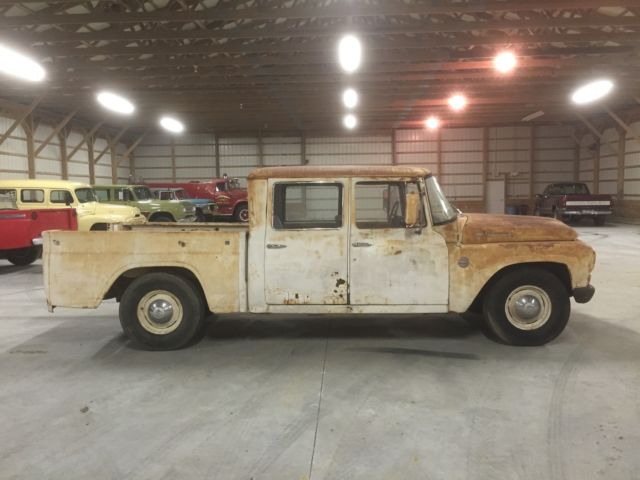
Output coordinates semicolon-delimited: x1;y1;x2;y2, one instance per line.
21;189;44;203
115;188;131;201
216;182;227;192
50;190;73;204
355;181;424;229
272;183;342;229
94;189;110;201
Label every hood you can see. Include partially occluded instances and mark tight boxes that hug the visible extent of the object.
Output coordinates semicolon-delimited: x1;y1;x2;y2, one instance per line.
462;214;577;244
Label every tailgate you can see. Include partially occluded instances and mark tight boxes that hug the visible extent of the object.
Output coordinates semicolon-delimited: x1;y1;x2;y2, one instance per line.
43;229;245;312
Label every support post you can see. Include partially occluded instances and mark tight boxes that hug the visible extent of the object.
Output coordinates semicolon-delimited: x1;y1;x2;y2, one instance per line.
604;106;640;148
214;133;221;177
129;151;136;180
617;127;626;202
87;135;95;184
593;137;601;194
481;126;489;207
301;134;307;165
110;144;118;183
59;129;68;180
529;126;536;200
391;129;397;165
33;108;77;158
573;134;580;182
257;132;264;167
25;116;36;179
171;137;177;182
0;95;44;148
436;129;442;176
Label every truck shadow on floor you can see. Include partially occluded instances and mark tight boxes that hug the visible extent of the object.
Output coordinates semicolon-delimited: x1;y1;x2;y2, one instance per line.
0;263;42;275
204;314;478;342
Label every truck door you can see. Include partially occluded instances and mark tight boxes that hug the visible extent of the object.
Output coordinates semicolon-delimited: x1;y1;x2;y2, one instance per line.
264;180;349;305
349;180;448;307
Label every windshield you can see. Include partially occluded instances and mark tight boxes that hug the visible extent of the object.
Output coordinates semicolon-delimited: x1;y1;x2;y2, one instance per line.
133;186;152;200
175;189;186;200
75;188;98;203
425;176;458;225
549;183;590;195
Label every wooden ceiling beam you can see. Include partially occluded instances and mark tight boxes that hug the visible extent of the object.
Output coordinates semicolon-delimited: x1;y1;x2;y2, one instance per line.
11;16;640;43
3;0;639;25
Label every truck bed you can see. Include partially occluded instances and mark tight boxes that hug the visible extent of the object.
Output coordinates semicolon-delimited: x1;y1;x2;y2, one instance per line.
43;226;248;313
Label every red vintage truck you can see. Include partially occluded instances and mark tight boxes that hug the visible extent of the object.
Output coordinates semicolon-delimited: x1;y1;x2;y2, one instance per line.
534;182;613;225
147;175;249;222
0;194;78;266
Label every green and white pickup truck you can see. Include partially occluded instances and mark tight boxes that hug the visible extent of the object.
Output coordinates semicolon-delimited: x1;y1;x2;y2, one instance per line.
93;184;197;222
44;166;596;351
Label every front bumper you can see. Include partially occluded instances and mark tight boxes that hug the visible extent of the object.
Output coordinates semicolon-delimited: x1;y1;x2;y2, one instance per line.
573;285;595;303
178;215;197;223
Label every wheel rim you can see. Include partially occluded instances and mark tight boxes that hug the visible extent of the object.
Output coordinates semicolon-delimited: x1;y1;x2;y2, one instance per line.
238;208;249;222
504;285;552;331
137;290;183;335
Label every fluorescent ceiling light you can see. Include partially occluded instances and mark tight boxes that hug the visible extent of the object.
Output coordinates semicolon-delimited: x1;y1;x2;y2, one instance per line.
338;35;362;73
96;91;135;115
521;110;545;122
342;88;359;109
494;51;517;74
425;116;440;130
159;116;185;134
343;113;357;130
448;93;467;111
571;79;614;105
0;43;46;82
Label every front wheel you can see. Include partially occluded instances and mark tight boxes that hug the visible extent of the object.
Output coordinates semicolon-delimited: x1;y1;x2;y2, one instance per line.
119;272;205;350
482;268;570;346
233;203;249;223
7;246;41;266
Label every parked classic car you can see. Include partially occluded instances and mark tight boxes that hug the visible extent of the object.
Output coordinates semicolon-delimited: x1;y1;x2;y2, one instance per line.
534;182;613;225
147;175;248;222
0;193;77;266
44;166;596;350
0;180;146;231
93;184;197;222
149;187;215;221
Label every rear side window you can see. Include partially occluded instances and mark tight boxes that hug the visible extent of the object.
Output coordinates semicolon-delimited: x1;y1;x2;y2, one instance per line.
115;188;131;201
94;189;110;201
273;183;342;229
21;189;44;203
50;190;73;204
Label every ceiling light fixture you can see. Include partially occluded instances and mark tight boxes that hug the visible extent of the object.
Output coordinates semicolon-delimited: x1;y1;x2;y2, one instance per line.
494;51;517;74
159;116;185;134
448;93;467;111
425;116;440;130
96;91;135;115
0;43;46;82
571;79;614;105
343;113;357;130
342;88;359;109
338;35;362;73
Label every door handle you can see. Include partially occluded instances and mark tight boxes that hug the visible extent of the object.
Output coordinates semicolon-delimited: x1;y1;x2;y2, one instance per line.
267;243;287;249
352;242;372;248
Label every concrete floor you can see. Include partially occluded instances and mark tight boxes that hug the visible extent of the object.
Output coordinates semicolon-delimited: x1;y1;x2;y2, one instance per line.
1;224;639;480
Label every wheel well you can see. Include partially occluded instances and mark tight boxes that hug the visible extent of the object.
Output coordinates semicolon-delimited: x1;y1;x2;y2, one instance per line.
467;262;572;313
105;267;207;308
235;202;248;211
90;223;108;231
149;212;174;222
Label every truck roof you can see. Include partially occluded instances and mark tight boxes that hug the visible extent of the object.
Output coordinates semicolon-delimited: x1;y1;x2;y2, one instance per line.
248;165;432;180
0;179;90;188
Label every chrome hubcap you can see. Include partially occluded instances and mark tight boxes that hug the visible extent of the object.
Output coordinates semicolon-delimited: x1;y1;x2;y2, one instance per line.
505;286;551;330
147;300;174;324
137;290;183;335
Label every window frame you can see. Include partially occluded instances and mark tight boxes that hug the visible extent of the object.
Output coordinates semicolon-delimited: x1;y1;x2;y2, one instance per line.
50;189;73;204
354;180;427;230
20;189;44;204
271;181;344;231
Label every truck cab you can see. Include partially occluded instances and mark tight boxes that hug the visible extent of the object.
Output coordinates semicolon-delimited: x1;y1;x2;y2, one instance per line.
44;166;596;350
93;184;196;222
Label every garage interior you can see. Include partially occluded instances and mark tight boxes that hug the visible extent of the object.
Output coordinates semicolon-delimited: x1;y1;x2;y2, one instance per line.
1;1;640;478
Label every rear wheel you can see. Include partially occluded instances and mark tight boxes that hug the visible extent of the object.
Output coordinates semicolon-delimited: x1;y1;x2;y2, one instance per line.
593;216;606;226
233;203;249;223
7;246;41;266
482;268;570;346
119;272;205;350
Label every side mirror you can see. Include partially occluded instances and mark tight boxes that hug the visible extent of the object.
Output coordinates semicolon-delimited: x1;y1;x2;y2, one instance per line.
404;191;421;227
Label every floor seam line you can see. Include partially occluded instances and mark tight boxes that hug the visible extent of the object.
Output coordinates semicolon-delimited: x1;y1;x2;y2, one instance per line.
308;319;331;480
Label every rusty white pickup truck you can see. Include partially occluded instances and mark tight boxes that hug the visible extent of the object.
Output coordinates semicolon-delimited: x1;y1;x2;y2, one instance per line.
43;166;596;350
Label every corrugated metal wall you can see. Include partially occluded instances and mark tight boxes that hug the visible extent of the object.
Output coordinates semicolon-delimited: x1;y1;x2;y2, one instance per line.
0;113;127;184
133;126;581;208
625;122;640;200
